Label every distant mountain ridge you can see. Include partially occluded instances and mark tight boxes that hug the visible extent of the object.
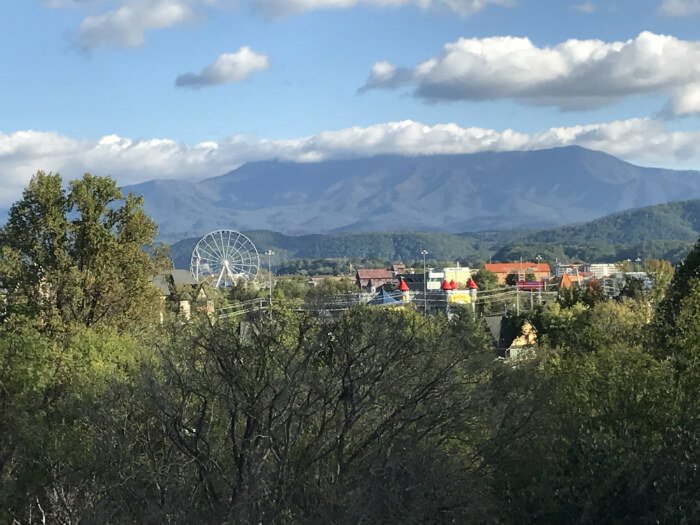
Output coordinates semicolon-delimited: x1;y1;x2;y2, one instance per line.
124;146;700;240
169;199;700;269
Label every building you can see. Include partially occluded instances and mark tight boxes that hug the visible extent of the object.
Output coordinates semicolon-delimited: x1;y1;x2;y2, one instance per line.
442;267;472;288
484;262;551;285
390;263;406;274
584;263;622;279
557;272;585;289
355;269;396;291
426;270;446;291
554;263;584;277
152;270;213;321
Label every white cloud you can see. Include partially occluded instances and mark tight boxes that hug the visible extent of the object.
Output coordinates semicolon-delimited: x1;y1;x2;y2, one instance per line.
572;1;595;13
176;47;270;88
660;0;700;16
76;0;199;49
668;84;700;115
252;0;513;17
3;118;700;207
362;31;700;116
49;0;510;49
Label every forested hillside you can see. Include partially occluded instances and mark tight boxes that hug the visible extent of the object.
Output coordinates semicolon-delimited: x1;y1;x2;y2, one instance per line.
170;200;700;269
492;199;700;263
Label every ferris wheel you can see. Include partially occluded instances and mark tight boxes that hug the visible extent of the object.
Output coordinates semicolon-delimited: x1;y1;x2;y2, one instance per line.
190;229;260;288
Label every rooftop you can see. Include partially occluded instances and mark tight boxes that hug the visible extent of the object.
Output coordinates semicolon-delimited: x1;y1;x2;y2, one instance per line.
485;262;551;273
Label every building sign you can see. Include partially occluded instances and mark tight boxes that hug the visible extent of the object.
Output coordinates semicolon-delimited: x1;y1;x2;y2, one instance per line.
447;291;472;304
517;281;545;291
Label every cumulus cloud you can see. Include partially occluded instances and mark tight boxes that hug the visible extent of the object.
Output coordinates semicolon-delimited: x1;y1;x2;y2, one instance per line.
3;118;700;206
572;1;595;13
660;0;700;16
252;0;513;18
362;31;700;116
76;0;200;49
176;47;270;88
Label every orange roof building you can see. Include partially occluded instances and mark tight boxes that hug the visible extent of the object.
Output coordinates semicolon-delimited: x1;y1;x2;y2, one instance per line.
558;272;586;289
484;262;552;285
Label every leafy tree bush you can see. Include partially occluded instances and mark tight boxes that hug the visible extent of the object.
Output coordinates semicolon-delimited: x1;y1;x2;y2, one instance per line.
31;306;496;523
0;172;161;332
472;268;499;290
505;273;519;286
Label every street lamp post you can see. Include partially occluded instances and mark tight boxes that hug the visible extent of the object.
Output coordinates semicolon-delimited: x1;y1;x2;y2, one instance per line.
421;250;428;314
265;250;274;312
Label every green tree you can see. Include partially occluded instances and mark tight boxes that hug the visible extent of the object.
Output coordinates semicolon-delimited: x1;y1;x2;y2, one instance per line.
0;317;147;522
643;258;674;305
305;277;356;307
556;280;605;309
472;268;499;290
0;172;161;331
619;275;646;301
505;273;519;286
643;242;700;523
272;275;308;301
44;306;498;523
488;345;676;524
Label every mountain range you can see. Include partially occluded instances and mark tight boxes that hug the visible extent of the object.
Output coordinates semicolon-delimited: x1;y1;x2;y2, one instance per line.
124;146;700;240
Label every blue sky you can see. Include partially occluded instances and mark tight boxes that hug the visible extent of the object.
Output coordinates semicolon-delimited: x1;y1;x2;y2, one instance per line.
3;0;700;204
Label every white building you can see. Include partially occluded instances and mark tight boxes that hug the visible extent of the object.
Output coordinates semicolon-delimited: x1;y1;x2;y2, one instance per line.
585;263;622;279
427;270;445;291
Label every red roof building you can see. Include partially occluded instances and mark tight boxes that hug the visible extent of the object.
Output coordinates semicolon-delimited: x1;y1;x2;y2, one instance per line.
484;262;551;285
355;269;396;290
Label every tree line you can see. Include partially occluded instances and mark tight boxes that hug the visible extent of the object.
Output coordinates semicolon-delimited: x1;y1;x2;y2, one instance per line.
167;199;700;271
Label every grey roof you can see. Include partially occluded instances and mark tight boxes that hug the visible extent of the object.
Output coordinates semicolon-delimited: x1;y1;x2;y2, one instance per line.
368;288;401;305
151;275;170;295
152;270;198;296
483;316;505;349
171;269;197;286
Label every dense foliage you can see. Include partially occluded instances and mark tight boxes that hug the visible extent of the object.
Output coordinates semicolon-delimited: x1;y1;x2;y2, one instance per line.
4;174;700;523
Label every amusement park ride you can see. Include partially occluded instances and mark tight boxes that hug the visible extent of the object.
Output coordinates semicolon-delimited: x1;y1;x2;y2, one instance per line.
189;229;260;288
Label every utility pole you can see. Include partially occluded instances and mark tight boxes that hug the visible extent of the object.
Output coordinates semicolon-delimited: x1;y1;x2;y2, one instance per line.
421;249;429;314
265;250;274;316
